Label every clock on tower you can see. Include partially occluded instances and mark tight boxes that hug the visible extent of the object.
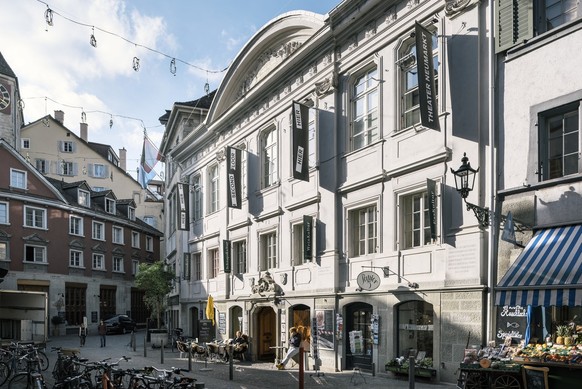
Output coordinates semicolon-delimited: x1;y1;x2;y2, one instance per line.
0;81;11;113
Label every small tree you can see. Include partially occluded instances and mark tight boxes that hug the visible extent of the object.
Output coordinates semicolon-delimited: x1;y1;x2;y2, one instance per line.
134;261;175;329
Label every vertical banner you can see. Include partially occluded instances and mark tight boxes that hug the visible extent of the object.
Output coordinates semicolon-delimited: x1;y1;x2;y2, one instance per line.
226;146;242;209
415;21;440;131
292;101;310;181
223;239;231;274
427;178;437;241
501;211;518;245
303;215;313;261
177;183;189;231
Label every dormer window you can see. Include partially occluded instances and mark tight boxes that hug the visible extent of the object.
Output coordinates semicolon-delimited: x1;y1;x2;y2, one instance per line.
78;189;90;207
105;198;116;214
128;206;136;221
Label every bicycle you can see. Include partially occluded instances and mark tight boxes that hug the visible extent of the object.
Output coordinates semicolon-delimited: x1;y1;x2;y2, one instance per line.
136;366;196;389
93;356;131;389
7;351;48;389
51;347;82;382
52;371;93;389
0;360;10;387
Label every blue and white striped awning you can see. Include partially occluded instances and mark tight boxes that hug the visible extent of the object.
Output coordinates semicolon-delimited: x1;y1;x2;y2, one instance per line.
495;225;582;307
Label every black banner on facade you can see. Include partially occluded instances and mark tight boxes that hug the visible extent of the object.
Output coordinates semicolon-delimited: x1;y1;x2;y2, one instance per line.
226;146;242;209
223;239;231;274
415;22;440;131
303;215;313;261
177;183;189;231
292;101;310;181
427;178;437;241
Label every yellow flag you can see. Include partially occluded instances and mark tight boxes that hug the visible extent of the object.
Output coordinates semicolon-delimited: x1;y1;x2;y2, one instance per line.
206;294;214;325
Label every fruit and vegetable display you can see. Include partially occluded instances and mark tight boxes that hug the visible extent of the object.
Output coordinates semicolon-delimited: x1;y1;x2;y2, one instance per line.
513;323;582;364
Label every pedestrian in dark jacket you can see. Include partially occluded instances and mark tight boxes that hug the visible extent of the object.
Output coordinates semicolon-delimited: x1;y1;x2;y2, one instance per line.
98;320;107;347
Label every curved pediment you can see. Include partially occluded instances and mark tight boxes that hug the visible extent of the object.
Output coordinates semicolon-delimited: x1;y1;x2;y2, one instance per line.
208;11;326;123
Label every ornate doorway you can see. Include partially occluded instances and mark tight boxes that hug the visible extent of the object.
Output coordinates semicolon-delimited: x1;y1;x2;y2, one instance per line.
255;306;276;361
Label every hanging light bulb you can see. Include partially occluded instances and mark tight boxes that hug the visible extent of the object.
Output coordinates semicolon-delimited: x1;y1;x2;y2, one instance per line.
18;99;25;109
132;56;140;72
205;72;210;95
90;27;97;48
109;115;113;128
44;7;54;29
170;58;177;76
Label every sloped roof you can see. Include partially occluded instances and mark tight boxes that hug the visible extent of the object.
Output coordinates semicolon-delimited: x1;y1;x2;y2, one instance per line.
0;52;16;78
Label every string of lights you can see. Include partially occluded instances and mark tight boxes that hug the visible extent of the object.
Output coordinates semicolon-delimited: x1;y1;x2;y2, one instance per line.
36;0;230;76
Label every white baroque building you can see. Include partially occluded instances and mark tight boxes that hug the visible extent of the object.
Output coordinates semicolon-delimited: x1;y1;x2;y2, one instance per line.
160;0;492;382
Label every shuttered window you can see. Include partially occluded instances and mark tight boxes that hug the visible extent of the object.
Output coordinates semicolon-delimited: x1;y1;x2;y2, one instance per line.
495;0;534;53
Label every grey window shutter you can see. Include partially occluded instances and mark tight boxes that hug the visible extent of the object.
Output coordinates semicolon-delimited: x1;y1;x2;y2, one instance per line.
72;142;77;152
87;164;94;177
73;163;78;176
495;0;533;53
58;140;64;152
104;165;110;179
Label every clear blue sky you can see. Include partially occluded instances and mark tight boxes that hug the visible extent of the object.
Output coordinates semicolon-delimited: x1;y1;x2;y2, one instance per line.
1;0;339;180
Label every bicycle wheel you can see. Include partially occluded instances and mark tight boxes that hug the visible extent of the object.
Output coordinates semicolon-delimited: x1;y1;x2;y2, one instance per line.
8;372;32;389
37;352;49;371
0;361;10;387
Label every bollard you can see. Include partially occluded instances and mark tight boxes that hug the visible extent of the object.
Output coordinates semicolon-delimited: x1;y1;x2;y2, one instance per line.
229;345;234;380
409;356;415;389
372;362;375;377
161;340;164;364
188;341;192;372
144;337;147;357
132;331;136;352
299;347;304;389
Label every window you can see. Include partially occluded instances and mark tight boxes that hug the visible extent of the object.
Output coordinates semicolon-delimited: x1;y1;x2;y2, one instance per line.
112;226;124;244
259;231;277;270
399;31;438;129
21;138;30;149
292;220;313;265
69;250;83;267
92;221;105;240
78;189;90;207
0;201;8;224
168;191;176;235
113;256;124;273
208;248;219;279
192;175;203;221
308;108;317;168
105;198;116;214
348;205;377;257
397;301;434;358
143;216;156;228
496;0;581;52
402;191;434;249
132;260;139;275
131;231;140;248
69;215;84;236
60;140;75;153
539;103;581;180
24;206;46;229
145;236;153;252
208;164;219;213
233;240;247;274
59;161;76;176
92;253;105;270
35;159;48;174
128;206;135;221
0;242;8;261
10;169;26;189
351;67;379;150
261;128;278;188
24;245;46;263
192;253;202;281
93;164;107;178
183;253;191;281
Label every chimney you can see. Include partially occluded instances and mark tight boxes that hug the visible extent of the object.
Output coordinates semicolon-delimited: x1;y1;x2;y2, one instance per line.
119;148;127;171
80;122;88;142
54;110;64;124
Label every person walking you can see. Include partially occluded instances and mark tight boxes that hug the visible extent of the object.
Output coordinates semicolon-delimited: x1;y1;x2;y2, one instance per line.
277;327;301;370
79;323;88;347
98;320;107;347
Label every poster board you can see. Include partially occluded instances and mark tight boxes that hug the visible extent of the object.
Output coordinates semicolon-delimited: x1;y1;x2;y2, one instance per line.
199;319;214;343
522;366;549;389
349;330;363;355
315;309;334;349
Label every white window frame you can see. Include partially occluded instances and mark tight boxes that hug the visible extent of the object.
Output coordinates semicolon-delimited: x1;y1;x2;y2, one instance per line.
60;161;75;176
78;189;90;207
145;236;153;252
61;140;75;153
233;240;247;275
92;221;105;241
208;248;220;279
350;66;379;151
292;219;314;265
128;206;136;221
69;215;84;236
0;241;8;261
113;256;124;273
21;138;30;149
131;231;140;248
537;0;581;33
69;249;84;268
35;159;48;174
208;164;220;213
192;253;202;281
399;190;437;250
259;230;277;270
0;201;8;225
24;206;46;229
10;168;26;189
92;253;105;270
192;175;203;221
261;127;278;188
143;215;156;228
132;260;139;276
24;244;46;263
112;226;124;245
105;198;116;215
348;204;378;258
93;163;107;178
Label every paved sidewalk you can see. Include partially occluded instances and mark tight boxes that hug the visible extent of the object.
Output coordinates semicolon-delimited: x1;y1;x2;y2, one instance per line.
42;331;455;389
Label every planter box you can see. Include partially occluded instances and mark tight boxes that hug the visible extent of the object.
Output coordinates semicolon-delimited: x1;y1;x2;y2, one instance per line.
149;330;168;348
385;365;437;378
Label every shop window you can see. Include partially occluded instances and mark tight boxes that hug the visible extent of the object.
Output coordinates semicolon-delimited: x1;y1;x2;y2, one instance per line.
538;102;581;181
397;301;434;359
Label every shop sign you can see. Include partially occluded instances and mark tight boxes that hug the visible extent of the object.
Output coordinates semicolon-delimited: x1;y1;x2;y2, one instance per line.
356;271;380;291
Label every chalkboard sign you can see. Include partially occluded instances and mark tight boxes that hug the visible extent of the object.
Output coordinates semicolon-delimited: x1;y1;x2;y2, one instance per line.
218;312;226;335
496;305;527;344
199;319;214;343
523;366;549;389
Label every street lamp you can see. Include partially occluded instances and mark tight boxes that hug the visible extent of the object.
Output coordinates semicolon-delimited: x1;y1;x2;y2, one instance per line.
450;153;489;228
